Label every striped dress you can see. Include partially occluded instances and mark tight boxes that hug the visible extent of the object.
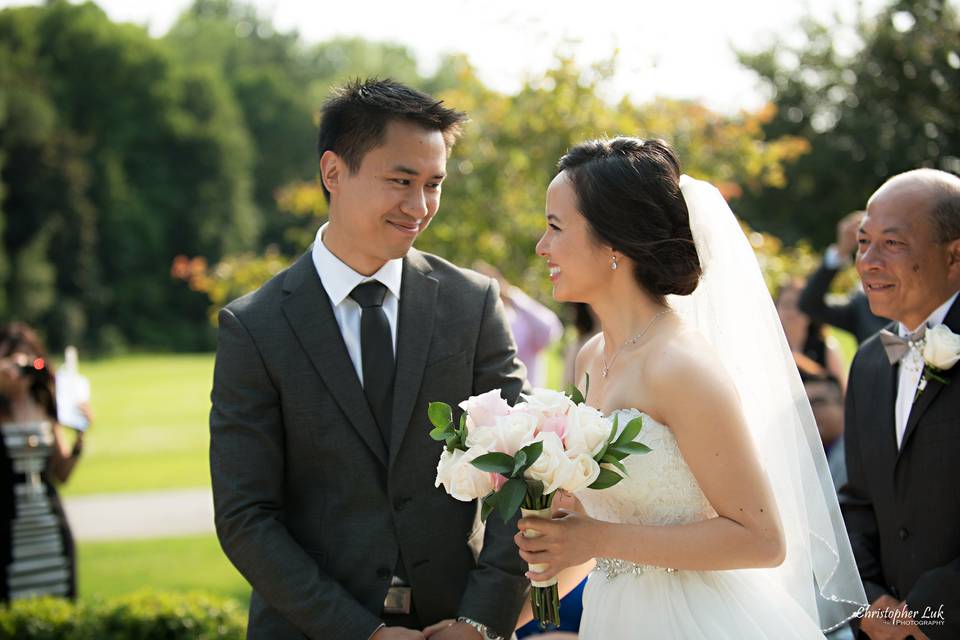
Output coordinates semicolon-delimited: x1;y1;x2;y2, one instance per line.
1;421;75;601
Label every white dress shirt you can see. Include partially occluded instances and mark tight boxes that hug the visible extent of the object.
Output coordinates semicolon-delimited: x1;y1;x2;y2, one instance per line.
894;291;959;447
311;224;403;387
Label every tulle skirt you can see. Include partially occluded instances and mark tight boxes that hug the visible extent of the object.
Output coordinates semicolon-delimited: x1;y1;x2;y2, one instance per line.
579;567;827;640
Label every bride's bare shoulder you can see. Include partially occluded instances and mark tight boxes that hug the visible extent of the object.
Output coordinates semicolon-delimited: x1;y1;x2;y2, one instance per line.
644;326;737;411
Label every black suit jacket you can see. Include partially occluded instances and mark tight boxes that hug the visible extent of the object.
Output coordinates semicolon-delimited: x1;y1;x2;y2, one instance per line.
840;295;960;639
798;261;889;344
210;250;529;639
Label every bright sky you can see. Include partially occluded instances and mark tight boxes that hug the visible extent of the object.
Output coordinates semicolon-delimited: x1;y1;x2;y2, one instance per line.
2;0;896;112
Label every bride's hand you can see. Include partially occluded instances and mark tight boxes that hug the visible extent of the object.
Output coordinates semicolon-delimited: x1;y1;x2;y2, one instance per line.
514;509;600;582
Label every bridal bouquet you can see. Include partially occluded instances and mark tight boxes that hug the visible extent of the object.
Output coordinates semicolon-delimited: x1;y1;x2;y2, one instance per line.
430;379;650;628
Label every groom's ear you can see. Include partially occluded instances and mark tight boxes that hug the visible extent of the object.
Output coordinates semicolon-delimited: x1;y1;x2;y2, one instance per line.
319;150;343;196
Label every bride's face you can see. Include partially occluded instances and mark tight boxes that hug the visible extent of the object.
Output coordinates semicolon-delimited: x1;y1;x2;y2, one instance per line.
536;172;612;303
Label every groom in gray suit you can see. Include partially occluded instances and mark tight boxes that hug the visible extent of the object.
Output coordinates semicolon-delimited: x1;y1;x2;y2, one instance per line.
210;79;528;640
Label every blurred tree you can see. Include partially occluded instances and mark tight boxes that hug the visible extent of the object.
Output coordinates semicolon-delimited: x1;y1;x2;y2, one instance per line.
736;0;960;245
0;0;257;350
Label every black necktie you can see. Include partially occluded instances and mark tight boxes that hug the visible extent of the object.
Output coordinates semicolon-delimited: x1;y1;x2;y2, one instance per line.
350;281;395;445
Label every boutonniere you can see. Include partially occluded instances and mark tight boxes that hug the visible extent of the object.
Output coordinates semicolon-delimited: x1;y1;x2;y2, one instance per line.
915;325;960;401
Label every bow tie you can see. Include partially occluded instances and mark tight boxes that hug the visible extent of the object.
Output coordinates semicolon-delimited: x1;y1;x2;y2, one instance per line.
879;326;926;365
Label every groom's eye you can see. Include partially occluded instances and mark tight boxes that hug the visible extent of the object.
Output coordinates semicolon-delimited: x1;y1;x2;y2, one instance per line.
391;178;411;186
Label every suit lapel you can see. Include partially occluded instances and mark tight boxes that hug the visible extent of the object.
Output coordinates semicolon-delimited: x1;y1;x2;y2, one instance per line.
280;252;388;466
389;251;438;470
897;295;960;457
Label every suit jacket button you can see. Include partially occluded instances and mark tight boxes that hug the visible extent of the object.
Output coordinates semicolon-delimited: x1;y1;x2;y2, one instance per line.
376;567;391;578
899;528;909;540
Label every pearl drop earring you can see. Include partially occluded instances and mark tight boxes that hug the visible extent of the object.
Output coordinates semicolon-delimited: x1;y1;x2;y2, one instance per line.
610;255;619;271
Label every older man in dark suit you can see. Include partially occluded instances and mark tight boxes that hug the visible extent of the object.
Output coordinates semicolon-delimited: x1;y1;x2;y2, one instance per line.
210;80;528;640
841;169;960;640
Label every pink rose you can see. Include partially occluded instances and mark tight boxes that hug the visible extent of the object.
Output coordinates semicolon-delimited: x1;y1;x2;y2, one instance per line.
539;415;568;440
459;389;511;428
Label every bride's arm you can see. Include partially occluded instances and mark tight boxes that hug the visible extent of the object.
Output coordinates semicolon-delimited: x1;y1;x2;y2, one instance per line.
516;343;786;578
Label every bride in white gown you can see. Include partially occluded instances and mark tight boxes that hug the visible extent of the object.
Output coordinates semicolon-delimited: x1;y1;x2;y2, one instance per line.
517;138;867;639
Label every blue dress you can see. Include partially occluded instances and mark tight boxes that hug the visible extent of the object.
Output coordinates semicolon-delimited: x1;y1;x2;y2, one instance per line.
515;577;586;637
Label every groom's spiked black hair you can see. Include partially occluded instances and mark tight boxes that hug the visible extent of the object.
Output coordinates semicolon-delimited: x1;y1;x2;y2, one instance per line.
558;137;702;302
317;78;468;201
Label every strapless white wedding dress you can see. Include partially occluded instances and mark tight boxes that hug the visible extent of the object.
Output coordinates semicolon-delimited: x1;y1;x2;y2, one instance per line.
575;409;827;639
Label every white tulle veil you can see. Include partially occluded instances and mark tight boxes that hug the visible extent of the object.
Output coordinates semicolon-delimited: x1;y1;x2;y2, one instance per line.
669;175;867;631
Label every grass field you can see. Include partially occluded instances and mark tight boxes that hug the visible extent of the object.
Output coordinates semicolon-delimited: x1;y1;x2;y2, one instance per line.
63;353;215;496
78;534;249;604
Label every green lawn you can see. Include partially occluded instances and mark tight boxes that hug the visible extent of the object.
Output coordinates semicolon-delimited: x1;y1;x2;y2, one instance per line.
78;534;249;604
63;353;215;496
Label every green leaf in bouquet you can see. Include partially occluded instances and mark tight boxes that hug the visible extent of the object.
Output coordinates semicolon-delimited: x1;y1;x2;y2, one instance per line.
607;414;620;444
512;450;527;476
600;455;628;477
444;433;462;452
471;452;515;475
428;402;454;429
604;448;629;461
613;416;644;448
497;478;527;521
480;492;499;523
429;425;450;442
516;441;543;471
612;441;652;456
588;467;626;490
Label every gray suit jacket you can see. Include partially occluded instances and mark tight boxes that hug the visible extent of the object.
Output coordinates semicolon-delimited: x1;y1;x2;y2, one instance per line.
210;249;529;639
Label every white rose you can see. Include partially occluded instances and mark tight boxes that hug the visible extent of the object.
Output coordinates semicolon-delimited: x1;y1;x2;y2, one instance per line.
435;447;495;501
466;411;538;454
458;389;511;428
520;388;575;417
564;404;612;458
524;432;574;495
561;453;602;492
923;325;960;370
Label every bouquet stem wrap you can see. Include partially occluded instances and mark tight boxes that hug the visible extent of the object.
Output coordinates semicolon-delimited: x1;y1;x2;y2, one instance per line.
521;506;560;628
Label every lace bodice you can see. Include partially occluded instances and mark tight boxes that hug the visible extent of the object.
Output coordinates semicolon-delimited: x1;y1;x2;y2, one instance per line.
577;409;716;527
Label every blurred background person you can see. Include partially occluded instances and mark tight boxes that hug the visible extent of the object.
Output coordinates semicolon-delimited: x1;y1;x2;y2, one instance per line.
0;322;89;602
777;279;848;390
474;261;563;387
799;211;888;344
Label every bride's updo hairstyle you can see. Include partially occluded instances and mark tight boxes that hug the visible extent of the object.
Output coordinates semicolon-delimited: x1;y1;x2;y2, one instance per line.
558;137;702;301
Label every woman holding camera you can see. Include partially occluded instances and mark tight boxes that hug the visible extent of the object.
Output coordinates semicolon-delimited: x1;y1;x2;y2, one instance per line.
0;322;88;601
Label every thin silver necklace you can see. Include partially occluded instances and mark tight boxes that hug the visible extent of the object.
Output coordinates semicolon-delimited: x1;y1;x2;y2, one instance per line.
600;309;671;378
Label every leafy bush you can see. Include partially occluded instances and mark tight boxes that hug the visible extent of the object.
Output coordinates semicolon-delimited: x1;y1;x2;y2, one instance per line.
0;591;245;640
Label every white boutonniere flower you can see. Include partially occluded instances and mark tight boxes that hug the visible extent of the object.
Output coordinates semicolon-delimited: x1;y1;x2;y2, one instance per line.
915;325;960;401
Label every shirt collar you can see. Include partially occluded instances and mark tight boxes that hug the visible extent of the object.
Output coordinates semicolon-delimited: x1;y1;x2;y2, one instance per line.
898;290;959;337
311;223;403;305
